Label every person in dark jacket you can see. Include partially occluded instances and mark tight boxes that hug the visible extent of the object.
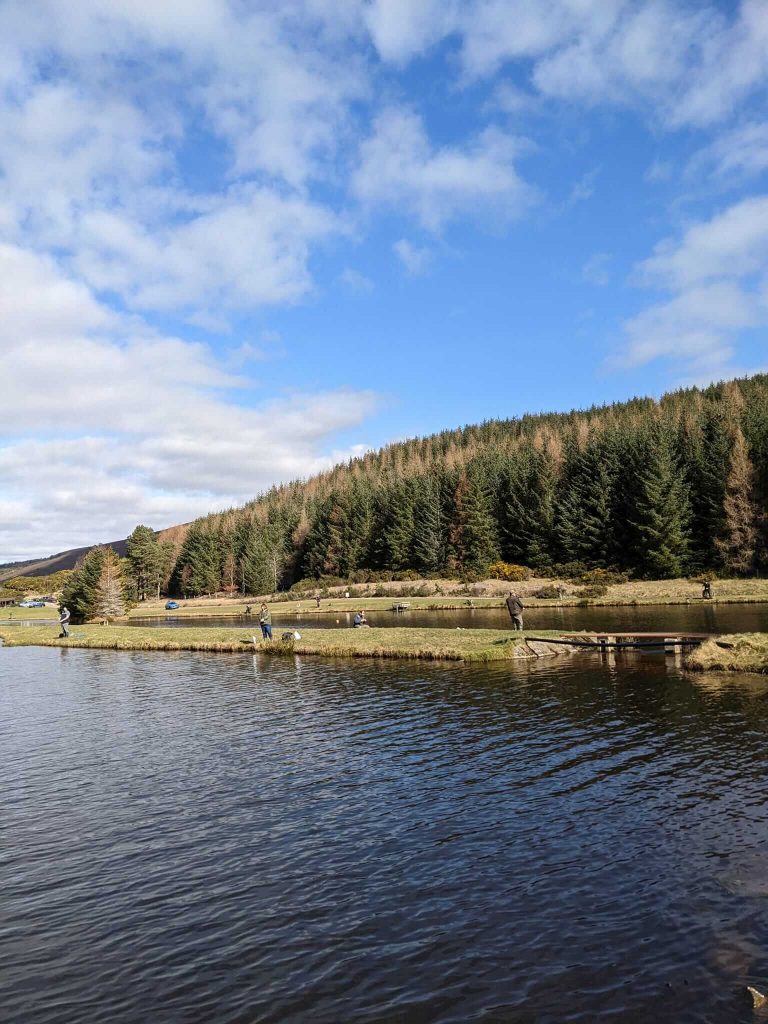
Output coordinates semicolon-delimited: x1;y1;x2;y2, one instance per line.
505;591;524;630
58;605;71;638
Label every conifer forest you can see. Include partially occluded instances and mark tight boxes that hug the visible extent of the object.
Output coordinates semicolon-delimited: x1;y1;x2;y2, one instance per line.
167;376;768;595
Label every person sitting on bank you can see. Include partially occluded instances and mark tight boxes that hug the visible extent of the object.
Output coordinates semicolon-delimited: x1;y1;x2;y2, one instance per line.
58;605;71;638
259;603;272;639
353;610;367;627
702;580;713;599
505;590;524;630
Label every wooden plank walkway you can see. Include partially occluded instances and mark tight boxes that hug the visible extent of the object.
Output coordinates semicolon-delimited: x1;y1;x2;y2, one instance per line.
526;632;717;654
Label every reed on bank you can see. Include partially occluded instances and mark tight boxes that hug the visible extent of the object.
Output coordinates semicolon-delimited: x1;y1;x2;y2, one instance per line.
685;633;768;674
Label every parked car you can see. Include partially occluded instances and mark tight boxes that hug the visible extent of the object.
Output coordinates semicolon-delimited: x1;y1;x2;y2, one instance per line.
18;600;45;608
165;600;180;610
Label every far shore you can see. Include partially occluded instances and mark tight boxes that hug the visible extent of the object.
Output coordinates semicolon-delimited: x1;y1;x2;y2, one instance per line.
120;575;768;621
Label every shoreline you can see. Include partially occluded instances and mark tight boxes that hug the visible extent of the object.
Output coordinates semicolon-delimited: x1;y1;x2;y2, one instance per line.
3;622;768;674
124;594;768;622
0;624;591;662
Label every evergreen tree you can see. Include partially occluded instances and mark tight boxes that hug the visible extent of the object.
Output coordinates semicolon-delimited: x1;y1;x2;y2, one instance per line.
631;427;691;578
450;469;498;574
126;525;160;601
60;546;109;622
716;426;762;575
93;548;128;620
412;475;444;574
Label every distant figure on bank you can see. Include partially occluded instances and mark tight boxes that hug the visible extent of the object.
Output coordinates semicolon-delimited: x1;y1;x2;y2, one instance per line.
259;603;272;640
58;605;71;638
344;590;350;599
353;610;367;627
702;580;713;600
244;605;252;615
316;595;321;608
506;591;524;630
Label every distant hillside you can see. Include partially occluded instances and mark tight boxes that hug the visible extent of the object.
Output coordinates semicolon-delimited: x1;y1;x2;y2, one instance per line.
168;375;768;594
13;376;768;594
0;524;189;584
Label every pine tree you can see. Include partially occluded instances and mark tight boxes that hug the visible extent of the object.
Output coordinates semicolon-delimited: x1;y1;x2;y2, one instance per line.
450;469;498;574
94;548;127;621
126;525;160;601
716;426;762;575
631;427;691;578
555;440;617;566
412;475;444;574
60;545;124;622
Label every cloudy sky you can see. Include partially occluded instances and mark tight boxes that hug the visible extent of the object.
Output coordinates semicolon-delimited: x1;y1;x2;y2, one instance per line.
2;0;768;562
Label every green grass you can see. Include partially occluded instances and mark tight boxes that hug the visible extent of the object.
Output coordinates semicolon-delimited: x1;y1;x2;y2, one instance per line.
0;606;58;620
0;624;571;662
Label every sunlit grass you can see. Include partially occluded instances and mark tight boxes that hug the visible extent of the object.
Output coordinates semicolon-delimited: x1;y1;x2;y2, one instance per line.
0;624;569;662
685;633;768;675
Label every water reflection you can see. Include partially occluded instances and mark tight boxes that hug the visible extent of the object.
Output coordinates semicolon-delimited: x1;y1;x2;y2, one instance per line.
2;647;767;1023
131;601;768;635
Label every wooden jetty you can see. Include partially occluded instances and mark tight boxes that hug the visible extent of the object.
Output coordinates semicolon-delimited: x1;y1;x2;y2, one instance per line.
526;632;715;660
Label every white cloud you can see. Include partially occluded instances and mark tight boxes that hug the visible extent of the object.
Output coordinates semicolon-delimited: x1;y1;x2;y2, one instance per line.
0;244;378;561
340;267;374;291
393;239;431;275
363;0;456;63
362;1;768;131
638;195;768;289
688;121;768;185
353;107;533;230
617;195;768;373
0;1;362;321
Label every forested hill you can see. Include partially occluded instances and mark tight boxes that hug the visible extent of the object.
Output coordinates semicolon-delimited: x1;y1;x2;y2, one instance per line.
171;375;768;594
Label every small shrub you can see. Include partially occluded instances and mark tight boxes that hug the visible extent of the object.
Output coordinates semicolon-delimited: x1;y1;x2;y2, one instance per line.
487;561;531;582
532;584;563;599
413;583;433;596
576;584;608;598
394;569;421;582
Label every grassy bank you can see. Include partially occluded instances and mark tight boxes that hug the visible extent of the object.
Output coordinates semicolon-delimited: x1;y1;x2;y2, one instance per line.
685;633;768;674
0;606;58;621
125;576;768;621
0;624;573;662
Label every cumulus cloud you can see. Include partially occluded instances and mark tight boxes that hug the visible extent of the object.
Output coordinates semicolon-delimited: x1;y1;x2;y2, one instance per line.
0;0;361;321
353;107;533;230
617;195;768;374
0;244;378;561
363;1;768;130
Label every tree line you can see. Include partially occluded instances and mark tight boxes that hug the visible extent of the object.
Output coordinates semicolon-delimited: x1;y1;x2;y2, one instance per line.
60;375;768;615
167;376;768;594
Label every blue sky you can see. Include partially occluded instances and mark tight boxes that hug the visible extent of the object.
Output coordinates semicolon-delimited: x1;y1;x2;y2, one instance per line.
2;0;768;560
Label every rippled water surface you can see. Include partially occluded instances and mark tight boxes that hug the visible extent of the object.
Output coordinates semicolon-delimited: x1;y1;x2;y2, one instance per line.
3;648;768;1023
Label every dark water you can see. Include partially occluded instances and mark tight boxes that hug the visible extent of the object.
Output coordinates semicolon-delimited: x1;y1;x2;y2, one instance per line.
3;648;768;1023
131;602;768;634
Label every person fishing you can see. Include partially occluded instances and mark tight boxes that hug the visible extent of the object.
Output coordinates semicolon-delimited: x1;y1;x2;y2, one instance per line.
259;603;272;639
58;605;71;638
505;590;524;630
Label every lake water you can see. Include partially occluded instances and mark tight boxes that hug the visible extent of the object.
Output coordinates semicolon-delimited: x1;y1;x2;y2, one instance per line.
3;647;768;1022
130;601;768;635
